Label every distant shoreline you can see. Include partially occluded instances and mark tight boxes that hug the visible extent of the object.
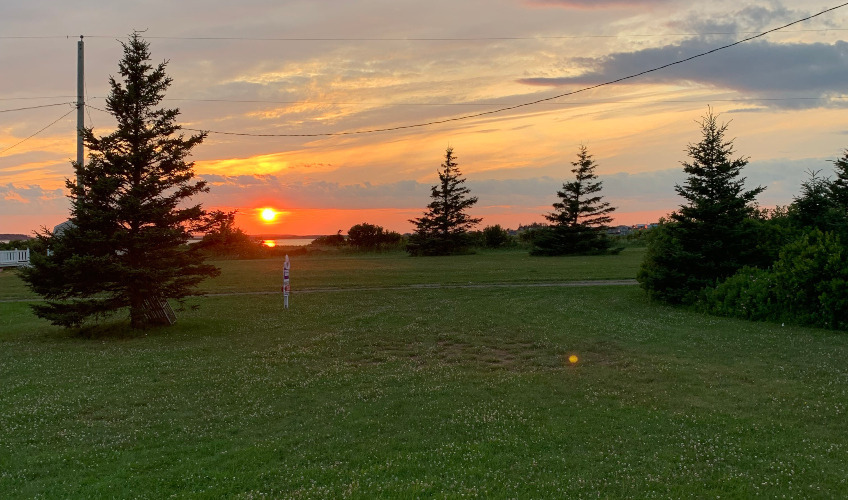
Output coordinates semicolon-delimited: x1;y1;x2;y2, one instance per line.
0;234;31;242
250;234;329;239
3;234;327;241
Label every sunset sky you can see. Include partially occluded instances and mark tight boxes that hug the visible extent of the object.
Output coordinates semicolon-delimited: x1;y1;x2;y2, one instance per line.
3;0;848;235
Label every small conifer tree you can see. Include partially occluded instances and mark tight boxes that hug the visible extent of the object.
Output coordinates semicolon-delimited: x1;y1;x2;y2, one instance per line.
530;144;617;255
407;147;481;255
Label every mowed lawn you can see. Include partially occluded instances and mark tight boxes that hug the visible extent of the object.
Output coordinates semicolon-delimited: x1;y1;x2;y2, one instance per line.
1;248;846;498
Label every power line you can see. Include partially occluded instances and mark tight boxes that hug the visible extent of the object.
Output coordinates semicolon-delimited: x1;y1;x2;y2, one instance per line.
0;102;76;113
0;107;76;156
12;3;845;147
83;94;847;142
174;2;848;138
84;81;94;128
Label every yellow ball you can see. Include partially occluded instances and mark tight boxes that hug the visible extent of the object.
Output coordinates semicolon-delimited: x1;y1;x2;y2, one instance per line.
568;355;578;364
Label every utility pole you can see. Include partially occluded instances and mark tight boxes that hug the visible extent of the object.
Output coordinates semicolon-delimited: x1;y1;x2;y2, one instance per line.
76;35;84;188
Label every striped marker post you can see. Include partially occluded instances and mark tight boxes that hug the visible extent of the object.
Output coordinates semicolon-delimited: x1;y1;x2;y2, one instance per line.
283;255;290;309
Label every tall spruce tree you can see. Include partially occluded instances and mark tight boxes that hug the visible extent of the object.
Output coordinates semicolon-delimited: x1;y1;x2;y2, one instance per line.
407;147;482;256
638;108;764;303
22;33;219;328
531;144;617;255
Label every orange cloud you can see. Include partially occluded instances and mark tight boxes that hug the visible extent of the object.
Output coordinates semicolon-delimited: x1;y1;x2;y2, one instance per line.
3;191;28;203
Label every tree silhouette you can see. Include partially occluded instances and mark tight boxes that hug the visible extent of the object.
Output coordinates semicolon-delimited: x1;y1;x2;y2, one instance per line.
407;147;481;255
531;144;617;255
831;150;848;211
22;33;219;328
638;108;764;303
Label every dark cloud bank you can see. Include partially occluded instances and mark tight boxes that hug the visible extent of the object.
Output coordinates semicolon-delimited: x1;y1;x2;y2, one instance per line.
519;39;848;109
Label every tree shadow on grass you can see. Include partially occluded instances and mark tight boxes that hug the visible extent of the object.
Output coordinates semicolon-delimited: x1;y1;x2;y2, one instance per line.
58;316;177;341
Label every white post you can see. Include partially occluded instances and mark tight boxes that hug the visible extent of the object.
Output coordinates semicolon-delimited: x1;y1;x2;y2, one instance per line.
283;255;290;309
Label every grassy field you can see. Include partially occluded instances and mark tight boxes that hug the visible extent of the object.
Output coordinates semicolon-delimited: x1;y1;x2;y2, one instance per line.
1;249;846;498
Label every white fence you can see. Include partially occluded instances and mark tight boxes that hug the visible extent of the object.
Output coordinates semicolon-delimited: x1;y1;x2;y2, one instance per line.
0;249;30;268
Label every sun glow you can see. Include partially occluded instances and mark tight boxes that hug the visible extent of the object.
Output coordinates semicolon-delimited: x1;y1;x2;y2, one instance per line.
260;208;277;222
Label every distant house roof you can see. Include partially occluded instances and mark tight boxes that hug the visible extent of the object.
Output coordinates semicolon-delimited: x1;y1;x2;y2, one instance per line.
53;220;75;236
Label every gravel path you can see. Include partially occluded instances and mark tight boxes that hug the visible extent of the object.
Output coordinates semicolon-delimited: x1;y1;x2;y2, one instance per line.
206;279;640;297
1;279;638;302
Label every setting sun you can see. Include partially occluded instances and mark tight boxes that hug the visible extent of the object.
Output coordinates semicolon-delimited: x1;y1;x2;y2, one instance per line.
260;208;277;222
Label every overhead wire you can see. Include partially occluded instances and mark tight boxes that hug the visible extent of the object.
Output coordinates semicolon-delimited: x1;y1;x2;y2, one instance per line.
84;80;94;128
175;2;848;138
4;3;847;143
0;106;76;155
0;102;76;113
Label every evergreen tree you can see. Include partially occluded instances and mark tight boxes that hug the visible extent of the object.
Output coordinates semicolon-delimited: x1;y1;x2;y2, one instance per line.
638;109;765;303
407;147;482;255
782;156;848;240
831;150;848;210
787;169;846;236
22;33;219;328
531;144;617;255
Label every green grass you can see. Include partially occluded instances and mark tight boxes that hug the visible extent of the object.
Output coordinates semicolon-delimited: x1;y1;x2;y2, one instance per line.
1;250;847;498
198;247;644;294
0;266;34;301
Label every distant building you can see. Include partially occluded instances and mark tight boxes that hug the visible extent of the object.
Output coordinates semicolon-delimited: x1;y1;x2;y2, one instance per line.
607;225;632;235
54;220;75;236
630;223;658;231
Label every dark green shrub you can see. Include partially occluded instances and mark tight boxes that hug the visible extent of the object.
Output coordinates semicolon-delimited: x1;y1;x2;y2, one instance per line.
0;238;37;251
482;225;512;249
703;229;848;330
406;233;475;256
703;267;777;321
528;226;619;256
347;223;402;251
310;231;346;247
637;222;702;304
771;229;848;329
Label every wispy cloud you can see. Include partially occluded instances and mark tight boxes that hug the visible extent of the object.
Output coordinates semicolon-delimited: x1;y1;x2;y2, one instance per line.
669;4;829;35
0;183;67;212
